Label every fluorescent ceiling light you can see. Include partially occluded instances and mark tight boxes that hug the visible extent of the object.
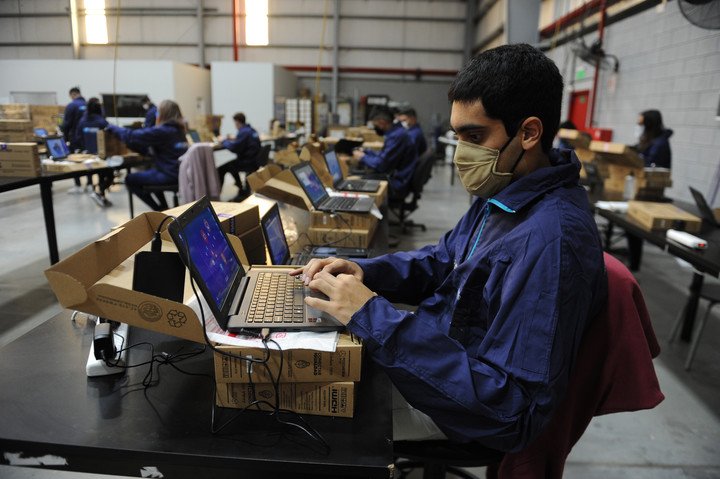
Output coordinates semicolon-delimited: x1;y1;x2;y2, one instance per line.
245;0;269;46
85;0;108;45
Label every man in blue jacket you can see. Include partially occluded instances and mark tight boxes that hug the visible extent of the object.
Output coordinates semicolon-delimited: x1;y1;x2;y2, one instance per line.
218;112;261;201
293;44;607;452
141;96;158;129
397;106;428;157
353;106;418;198
61;86;86;152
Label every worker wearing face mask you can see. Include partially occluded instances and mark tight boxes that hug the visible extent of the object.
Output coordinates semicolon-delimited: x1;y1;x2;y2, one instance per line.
293;44;607;452
397;106;428;156
634;109;672;169
352;105;418;198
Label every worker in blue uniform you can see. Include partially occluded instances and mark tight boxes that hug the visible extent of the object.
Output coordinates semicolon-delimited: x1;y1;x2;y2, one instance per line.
397;107;428;156
61;86;88;193
217;112;261;201
352;105;418;198
293;44;608;453
76;97;113;207
635;109;672;169
106;100;188;211
142;96;158;129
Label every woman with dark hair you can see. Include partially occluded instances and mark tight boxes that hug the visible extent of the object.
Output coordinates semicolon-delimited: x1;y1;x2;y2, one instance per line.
636;109;672;168
106;100;189;210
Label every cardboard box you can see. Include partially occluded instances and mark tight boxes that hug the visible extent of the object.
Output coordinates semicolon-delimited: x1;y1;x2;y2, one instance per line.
97;130;129;158
215;381;355;418
42;158;107;173
0;119;33;132
308;220;377;248
311;210;377;230
215;333;362;383
0;103;31;120
627;201;702;233
247;164;312;211
558;128;592;149
30;104;65;132
590;141;643;168
0;142;41;177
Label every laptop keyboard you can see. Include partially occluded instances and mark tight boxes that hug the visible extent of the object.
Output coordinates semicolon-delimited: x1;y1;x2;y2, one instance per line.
247;273;305;324
323;196;357;210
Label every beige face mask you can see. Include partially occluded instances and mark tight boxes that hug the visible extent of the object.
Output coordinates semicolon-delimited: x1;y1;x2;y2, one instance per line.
453;137;524;198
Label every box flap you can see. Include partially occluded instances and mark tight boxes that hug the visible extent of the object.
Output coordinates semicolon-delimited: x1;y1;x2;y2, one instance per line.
589;141;644;168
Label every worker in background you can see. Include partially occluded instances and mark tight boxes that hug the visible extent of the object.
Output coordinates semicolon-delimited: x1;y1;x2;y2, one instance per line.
397;107;428;156
635;109;672;169
105;100;188;211
61;86;87;193
217;112;261;202
142;96;158;129
294;44;607;452
76;98;112;208
352;105;418;198
555;120;577;150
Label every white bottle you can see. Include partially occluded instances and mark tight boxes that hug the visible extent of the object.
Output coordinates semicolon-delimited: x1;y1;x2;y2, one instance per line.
623;172;636;200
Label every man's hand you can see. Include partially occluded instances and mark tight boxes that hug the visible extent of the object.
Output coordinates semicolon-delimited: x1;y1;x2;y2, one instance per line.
305;272;376;324
352;148;366;161
290;257;364;285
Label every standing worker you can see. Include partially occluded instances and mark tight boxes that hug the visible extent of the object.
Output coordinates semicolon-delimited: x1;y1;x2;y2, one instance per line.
141;96;158;129
635;109;672;169
61;86;87;193
397;107;428;156
105;100;188;211
217;112;261;201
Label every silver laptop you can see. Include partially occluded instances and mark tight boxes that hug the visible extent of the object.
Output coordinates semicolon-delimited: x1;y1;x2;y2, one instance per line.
290;162;375;213
168;197;344;333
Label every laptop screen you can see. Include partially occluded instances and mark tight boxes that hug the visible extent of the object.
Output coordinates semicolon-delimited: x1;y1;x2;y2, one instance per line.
261;204;290;265
45;137;70;159
690;186;719;226
34;128;48;137
188;130;201;143
174;202;243;315
324;151;343;184
293;163;329;208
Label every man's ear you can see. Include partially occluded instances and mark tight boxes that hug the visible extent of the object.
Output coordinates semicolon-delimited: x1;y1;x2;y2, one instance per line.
520;116;543;150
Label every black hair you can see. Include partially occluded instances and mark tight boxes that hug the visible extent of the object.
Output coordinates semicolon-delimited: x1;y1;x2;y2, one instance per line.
233;112;246;124
368;105;394;122
141;95;151;104
86;97;103;116
447;43;563;153
399;107;417;118
69;86;81;95
559;120;577;130
639;109;664;149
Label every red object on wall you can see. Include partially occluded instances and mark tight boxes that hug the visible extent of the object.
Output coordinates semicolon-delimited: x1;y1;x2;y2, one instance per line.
568;90;590;131
587;127;613;142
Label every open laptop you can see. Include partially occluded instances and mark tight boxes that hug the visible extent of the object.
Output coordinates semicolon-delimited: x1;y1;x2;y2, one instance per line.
168;197;344;333
689;186;720;228
186;129;201;144
324;150;380;193
259;202;369;266
45;136;70;160
291;162;375;214
34;127;49;138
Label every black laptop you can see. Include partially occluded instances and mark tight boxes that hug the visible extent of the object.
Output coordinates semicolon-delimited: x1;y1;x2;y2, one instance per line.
168;197;344;333
290;162;375;214
259;202;369;266
689;186;720;227
332;138;364;155
324;151;380;193
45;136;70;160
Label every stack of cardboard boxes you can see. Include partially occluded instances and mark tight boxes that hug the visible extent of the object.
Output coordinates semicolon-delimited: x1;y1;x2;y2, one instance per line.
0;120;34;143
96;130;129;158
0;142;41;177
0;103;31;120
29;105;65;133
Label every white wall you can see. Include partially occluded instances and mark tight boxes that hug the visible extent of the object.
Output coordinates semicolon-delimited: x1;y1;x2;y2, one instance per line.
172;63;212;128
211;62;297;137
0;60;209;128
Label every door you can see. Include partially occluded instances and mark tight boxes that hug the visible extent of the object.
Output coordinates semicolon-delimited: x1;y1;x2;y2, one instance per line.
568;90;590;131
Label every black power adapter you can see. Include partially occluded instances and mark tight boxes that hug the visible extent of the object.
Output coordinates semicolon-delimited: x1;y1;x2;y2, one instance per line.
93;322;116;360
132;225;185;302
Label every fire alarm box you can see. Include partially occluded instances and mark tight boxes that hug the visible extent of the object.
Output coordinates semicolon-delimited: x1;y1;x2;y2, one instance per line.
587;127;613;142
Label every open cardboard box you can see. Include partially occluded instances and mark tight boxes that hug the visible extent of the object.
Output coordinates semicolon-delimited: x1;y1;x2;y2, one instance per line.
247;164;312;211
589;141;644;168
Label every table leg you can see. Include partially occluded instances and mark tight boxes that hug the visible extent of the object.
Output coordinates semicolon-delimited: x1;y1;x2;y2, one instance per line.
626;233;644;272
680;272;704;342
603;221;614;251
128;188;134;219
39;182;59;265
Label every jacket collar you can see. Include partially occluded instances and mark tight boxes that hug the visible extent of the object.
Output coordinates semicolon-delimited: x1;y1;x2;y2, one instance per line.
489;149;581;213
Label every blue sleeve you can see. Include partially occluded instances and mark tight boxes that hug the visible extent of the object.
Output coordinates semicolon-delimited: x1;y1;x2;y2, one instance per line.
222;128;254;154
360;133;404;173
61;103;77;133
349;232;598;452
640;138;671;168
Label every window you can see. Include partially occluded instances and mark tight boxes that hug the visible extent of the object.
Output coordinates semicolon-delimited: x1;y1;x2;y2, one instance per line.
245;0;268;46
84;0;108;45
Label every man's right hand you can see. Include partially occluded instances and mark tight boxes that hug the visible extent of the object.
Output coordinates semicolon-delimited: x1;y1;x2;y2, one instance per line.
289;257;364;286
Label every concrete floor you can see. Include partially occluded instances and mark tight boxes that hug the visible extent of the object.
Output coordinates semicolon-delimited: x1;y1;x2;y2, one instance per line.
1;164;719;478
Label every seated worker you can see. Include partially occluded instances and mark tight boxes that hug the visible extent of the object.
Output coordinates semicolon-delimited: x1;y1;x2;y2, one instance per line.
635;109;672;168
217;112;261;201
293;44;608;452
555;119;577;150
142;96;158;129
352;105;418;198
105;100;189;211
76;97;112;207
397;106;428;156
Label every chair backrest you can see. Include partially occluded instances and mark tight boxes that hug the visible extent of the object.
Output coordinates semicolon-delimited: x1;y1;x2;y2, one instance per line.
82;127;100;154
410;149;435;195
491;253;664;478
255;144;272;167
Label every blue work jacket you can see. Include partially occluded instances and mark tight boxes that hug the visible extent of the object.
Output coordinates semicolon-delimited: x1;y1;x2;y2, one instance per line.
361;122;418;195
222;124;261;168
143;104;158;129
76;113;108;151
350;149;607;452
407;123;428;156
61;96;87;149
639;129;672;169
106;121;188;179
